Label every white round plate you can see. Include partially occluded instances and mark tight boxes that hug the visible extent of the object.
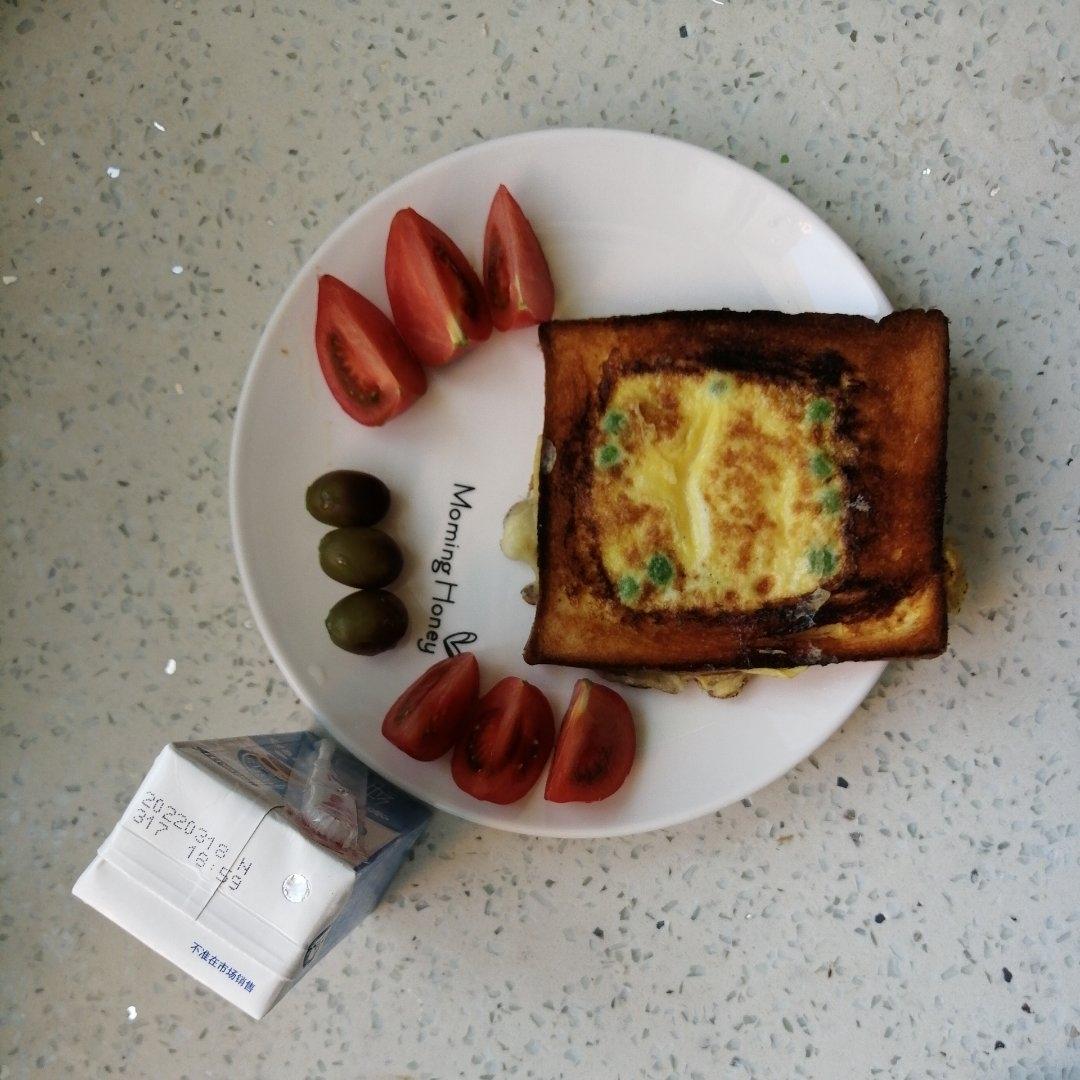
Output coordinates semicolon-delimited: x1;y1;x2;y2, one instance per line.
231;129;889;838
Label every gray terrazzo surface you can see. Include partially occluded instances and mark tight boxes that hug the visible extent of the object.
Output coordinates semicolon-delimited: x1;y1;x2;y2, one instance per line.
2;0;1078;1077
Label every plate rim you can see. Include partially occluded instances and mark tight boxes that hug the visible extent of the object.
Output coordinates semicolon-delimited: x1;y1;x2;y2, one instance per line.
229;127;890;838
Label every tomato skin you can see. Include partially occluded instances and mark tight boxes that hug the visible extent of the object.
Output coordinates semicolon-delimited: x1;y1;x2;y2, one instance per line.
314;275;427;426
385;208;492;366
544;679;636;804
483;185;555;331
382;653;480;761
451;677;555;804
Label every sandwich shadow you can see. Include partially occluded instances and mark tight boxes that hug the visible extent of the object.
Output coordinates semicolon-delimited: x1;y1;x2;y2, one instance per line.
943;366;1006;609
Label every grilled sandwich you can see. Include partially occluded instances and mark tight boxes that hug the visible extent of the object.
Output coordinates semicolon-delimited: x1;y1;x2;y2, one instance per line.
521;309;950;674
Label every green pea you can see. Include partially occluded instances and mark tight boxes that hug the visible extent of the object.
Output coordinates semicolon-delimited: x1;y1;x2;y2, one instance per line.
646;553;675;587
808;547;837;576
810;451;834;479
617;575;640;603
602;411;627;435
709;377;730;396
596;443;621;468
819;487;842;514
806;398;833;424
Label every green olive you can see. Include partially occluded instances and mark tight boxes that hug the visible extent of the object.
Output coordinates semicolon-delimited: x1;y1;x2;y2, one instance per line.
319;527;403;589
305;470;390;527
325;590;408;655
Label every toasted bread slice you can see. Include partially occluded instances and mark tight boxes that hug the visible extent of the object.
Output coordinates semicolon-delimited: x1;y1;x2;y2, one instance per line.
524;309;949;671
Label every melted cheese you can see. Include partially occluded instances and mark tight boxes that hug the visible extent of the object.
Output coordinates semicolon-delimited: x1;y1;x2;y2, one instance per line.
943;539;967;613
500;496;538;568
592;372;849;612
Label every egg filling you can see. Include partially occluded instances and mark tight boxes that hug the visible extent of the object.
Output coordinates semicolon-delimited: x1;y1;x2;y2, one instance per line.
591;370;849;612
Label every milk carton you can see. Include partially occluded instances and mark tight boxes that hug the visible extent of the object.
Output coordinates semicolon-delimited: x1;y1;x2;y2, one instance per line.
73;730;430;1018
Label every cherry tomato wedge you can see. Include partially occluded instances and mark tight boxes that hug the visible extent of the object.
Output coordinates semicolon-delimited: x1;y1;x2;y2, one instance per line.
382;652;480;761
451;677;554;804
544;679;636;804
384;208;492;366
314;275;427;426
483;184;555;331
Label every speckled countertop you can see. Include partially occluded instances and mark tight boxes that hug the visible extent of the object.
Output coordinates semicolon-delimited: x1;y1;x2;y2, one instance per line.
2;1;1078;1076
